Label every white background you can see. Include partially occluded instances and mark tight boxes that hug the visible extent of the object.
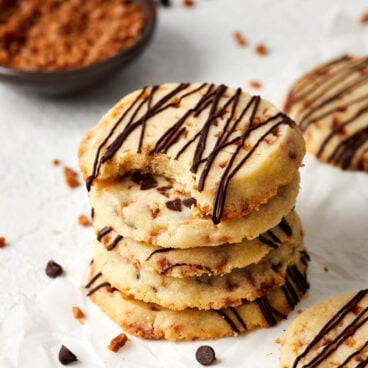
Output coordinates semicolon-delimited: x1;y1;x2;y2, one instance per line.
0;0;367;366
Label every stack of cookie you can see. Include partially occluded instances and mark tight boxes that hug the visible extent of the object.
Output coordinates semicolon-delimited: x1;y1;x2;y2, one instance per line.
79;83;309;340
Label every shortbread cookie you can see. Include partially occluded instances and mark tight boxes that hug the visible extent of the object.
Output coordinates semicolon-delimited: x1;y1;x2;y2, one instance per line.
94;210;302;278
284;55;368;172
89;172;300;248
92;237;305;310
280;289;368;368
79;83;305;223
87;253;309;340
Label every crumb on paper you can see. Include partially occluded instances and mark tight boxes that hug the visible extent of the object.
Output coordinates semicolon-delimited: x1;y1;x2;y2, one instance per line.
361;11;368;24
78;214;90;227
254;43;268;56
233;31;247;47
64;166;80;188
274;338;281;344
108;332;128;352
0;236;6;248
72;306;85;321
159;0;171;6
53;158;61;166
182;0;195;7
249;80;262;89
297;309;303;314
324;266;329;272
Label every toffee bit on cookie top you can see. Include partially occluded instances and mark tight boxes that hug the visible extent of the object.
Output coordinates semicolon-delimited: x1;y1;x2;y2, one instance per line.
0;0;145;71
79;83;305;225
108;332;128;352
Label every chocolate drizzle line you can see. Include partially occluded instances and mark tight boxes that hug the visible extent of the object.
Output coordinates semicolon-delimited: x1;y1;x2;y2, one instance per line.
87;83;297;223
337;340;368;368
279;217;293;237
292;289;368;368
285;55;368;171
97;226;112;241
160;263;213;276
214;310;240;334
87;282;110;296
107;235;123;251
146;247;174;261
259;234;279;249
85;272;102;289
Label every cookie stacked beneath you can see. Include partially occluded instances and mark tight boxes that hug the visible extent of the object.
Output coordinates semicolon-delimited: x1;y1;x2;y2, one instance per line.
79;83;308;340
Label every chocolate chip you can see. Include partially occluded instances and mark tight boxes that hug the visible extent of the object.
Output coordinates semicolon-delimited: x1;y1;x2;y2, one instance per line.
195;345;216;366
131;171;145;183
58;345;77;365
160;0;171;6
165;198;182;211
140;176;158;190
157;186;172;193
182;197;196;208
45;260;63;278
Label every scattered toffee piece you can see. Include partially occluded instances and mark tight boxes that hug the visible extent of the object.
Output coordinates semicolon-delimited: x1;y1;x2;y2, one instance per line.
233;31;247;47
165;198;182;211
108;332;128;352
182;197;196;208
183;0;195;7
361;11;368;24
64;166;80;188
58;345;78;365
254;43;268;56
78;214;90;226
52;158;61;166
72;306;85;320
195;345;216;366
0;236;6;248
45;260;63;278
140;174;158;190
249;80;262;90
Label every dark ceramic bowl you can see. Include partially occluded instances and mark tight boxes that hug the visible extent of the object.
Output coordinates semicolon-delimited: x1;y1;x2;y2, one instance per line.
0;0;156;95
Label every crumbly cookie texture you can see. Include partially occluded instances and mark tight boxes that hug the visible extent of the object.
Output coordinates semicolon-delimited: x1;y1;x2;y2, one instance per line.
87;254;309;341
94;210;302;278
92;236;305;311
284;55;368;172
280;289;368;368
79;83;305;223
89;172;300;248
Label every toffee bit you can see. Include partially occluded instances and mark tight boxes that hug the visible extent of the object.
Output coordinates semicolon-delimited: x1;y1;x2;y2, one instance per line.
195;345;216;366
182;197;197;208
64;166;80;188
78;214;90;227
108;332;128;352
72;306;85;320
0;236;6;248
182;0;195;7
52;158;61;166
233;31;247;47
254;43;268;56
45;260;63;278
361;11;368;24
165;198;182;211
249;80;262;90
58;345;78;365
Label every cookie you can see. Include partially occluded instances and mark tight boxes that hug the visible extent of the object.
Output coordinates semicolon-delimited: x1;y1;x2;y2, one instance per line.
79;83;305;223
94;210;302;278
92;236;305;310
89;171;300;248
284;55;368;172
86;253;309;340
280;289;368;368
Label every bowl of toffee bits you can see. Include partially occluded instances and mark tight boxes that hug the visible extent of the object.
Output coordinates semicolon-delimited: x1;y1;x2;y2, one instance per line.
0;0;156;95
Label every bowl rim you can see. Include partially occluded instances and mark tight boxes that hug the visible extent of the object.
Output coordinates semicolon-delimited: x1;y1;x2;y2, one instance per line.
0;0;157;79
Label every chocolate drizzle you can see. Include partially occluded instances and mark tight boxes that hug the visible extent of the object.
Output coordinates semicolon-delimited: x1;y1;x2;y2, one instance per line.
97;226;112;241
285;55;368;171
107;235;123;251
292;289;368;368
86;83;297;223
